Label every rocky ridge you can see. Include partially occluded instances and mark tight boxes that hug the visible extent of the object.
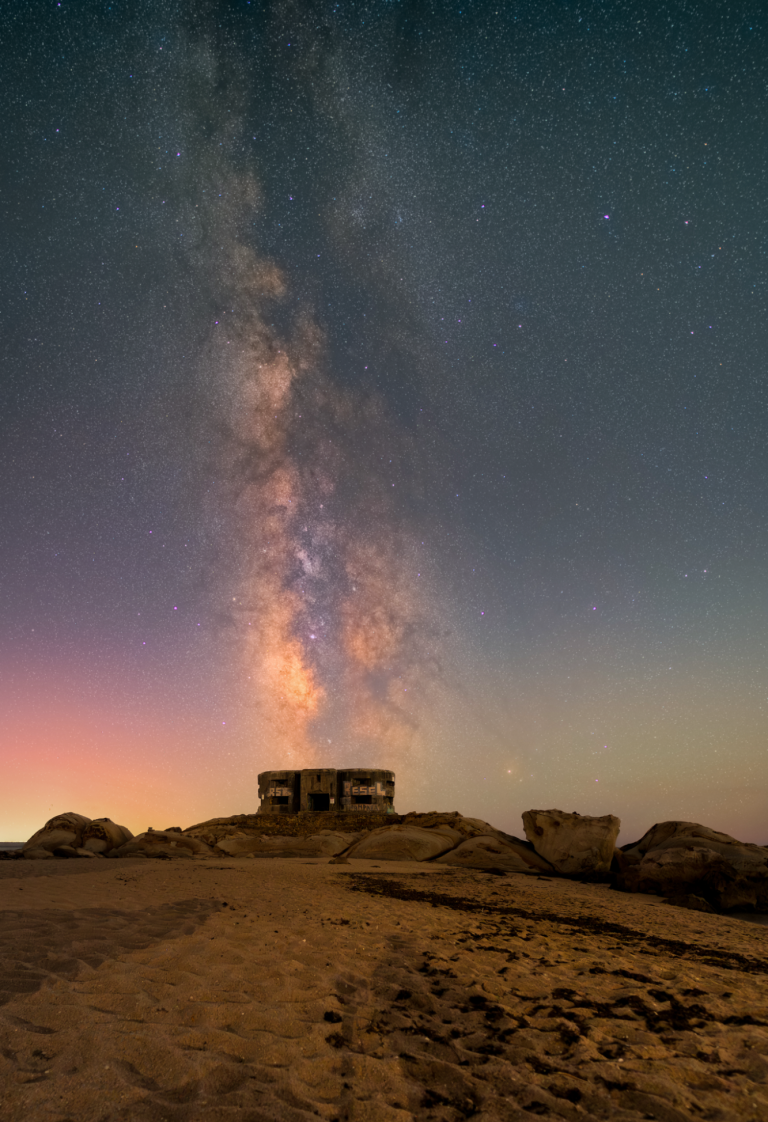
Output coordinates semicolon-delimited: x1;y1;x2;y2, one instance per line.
11;807;768;915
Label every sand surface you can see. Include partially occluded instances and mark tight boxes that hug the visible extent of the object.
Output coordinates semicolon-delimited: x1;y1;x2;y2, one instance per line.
0;858;766;1121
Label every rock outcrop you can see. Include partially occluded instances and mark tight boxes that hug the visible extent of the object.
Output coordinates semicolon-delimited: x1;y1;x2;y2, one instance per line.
23;813;93;859
23;814;134;859
614;821;768;912
215;831;361;858
19;808;764;911
523;809;621;876
344;824;462;862
81;818;133;855
436;835;554;874
342;813;555;870
109;830;216;859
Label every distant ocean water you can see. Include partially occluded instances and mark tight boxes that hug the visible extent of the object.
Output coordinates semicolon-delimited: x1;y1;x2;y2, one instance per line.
0;843;23;851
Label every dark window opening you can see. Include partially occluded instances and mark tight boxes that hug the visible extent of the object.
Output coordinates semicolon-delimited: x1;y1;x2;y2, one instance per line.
309;792;330;811
272;796;289;805
353;795;373;805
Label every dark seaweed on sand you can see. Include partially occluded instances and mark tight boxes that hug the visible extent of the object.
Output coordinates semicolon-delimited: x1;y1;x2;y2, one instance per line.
346;874;768;978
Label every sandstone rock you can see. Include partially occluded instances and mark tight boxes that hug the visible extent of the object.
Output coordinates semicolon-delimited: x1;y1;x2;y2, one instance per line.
620;821;768;873
110;830;216;859
615;821;768;911
400;812;545;850
22;847;54;860
181;812;374;848
435;835;555;874
215;832;360;858
523;809;620;875
81;818;133;854
23;812;92;857
344;824;462;862
628;845;758;911
338;814;551;866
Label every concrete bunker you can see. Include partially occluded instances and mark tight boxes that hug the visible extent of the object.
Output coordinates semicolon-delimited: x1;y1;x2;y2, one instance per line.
257;768;395;815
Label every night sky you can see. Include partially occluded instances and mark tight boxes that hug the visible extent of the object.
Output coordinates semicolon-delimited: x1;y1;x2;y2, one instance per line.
2;0;767;844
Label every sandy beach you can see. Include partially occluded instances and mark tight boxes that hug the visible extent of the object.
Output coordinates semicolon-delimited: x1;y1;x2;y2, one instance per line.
0;857;766;1121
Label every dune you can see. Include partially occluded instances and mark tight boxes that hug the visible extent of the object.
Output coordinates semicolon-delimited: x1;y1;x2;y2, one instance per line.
1;849;767;1121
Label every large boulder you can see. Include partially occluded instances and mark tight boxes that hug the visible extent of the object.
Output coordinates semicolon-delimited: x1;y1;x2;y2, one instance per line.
215;831;360;858
523;809;620;876
23;812;92;858
342;813;554;867
344;824;463;862
436;835;555;874
81;818;133;855
110;830;216;859
619;820;768;872
615;821;768;912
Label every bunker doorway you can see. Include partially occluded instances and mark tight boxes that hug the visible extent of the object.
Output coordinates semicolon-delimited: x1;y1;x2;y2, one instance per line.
308;792;330;812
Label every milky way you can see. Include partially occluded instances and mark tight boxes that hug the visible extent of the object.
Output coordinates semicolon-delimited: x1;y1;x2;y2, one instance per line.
179;91;443;770
212;237;442;769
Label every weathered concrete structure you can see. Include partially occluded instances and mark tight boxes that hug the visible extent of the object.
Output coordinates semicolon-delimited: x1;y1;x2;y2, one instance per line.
257;768;395;815
337;769;395;813
299;768;338;813
257;770;300;816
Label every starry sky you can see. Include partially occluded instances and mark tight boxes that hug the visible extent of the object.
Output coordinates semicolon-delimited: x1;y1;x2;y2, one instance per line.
2;0;767;844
